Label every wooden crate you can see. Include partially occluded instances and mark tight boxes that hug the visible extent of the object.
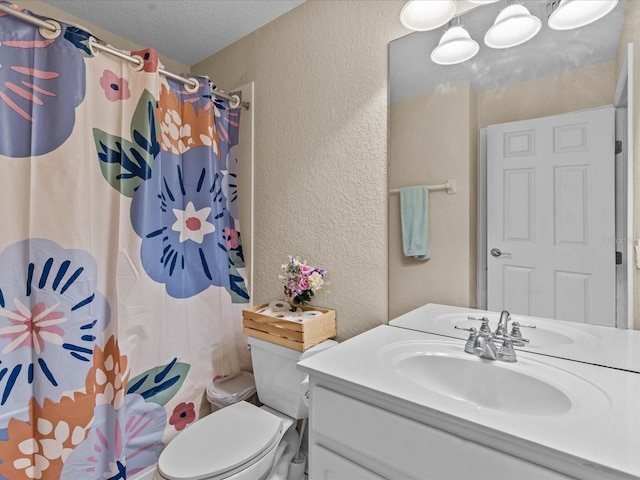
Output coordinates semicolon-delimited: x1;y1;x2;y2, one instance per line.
242;303;336;351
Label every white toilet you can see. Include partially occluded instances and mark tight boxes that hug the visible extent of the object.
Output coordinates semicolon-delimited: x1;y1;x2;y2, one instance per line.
155;336;337;480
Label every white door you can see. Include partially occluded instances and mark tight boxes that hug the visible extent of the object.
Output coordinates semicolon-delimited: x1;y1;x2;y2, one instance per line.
487;107;615;326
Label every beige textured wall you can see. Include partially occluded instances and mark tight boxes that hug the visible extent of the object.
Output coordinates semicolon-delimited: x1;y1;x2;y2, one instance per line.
388;83;477;319
477;62;616;129
193;1;407;340
12;0;190;73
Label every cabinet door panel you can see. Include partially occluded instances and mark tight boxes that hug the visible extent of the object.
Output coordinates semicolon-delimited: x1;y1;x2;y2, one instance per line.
312;386;568;479
311;445;387;480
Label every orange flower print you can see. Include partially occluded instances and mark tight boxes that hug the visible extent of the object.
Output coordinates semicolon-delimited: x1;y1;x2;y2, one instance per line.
0;392;95;479
85;336;129;409
157;84;217;154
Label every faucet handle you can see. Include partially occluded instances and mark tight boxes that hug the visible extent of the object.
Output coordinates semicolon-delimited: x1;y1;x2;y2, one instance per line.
466;316;492;333
455;326;478;354
454;325;476;332
495;333;530;347
509;322;534;343
510;321;536;331
493;334;528;362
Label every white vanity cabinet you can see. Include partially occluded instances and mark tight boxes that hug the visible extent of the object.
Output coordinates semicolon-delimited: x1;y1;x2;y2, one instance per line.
298;325;640;480
308;382;568;480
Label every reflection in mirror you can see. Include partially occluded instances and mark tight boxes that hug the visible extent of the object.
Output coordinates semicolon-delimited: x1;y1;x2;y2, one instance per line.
388;0;633;329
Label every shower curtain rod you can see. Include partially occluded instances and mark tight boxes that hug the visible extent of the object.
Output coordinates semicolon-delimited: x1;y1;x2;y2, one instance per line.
0;4;250;110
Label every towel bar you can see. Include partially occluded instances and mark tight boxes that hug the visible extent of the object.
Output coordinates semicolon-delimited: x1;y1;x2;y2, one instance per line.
389;179;456;195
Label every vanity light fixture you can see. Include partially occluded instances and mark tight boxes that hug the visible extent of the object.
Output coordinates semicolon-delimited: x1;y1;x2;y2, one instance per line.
431;18;480;65
548;0;618;30
400;0;456;31
484;2;542;49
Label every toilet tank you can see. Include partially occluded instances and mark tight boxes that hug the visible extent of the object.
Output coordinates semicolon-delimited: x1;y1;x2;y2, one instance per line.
247;336;337;419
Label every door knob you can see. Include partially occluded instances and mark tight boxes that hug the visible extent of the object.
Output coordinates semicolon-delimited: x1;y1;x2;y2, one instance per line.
490;248;510;257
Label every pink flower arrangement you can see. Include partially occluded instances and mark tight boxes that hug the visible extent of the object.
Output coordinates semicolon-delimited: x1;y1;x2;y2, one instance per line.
280;256;328;307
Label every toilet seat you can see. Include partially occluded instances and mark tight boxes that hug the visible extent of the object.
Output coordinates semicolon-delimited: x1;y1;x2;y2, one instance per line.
157;402;283;480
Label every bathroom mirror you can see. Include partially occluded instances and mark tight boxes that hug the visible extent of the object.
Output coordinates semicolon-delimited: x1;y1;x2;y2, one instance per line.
388;0;633;328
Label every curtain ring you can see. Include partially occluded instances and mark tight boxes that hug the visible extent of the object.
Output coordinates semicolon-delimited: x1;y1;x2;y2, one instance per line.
185;78;200;93
87;36;99;56
229;95;241;109
129;54;145;71
39;19;61;39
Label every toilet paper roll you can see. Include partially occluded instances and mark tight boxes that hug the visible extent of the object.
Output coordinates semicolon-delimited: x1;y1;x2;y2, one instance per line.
302;310;323;318
269;300;290;312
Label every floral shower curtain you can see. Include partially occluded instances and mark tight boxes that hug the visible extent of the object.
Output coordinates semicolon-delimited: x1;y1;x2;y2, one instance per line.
0;3;250;479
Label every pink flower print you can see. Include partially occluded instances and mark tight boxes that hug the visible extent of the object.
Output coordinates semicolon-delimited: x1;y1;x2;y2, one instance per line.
0;16;86;157
99;70;131;102
130;48;159;73
0;300;66;355
169;402;196;432
224;227;239;250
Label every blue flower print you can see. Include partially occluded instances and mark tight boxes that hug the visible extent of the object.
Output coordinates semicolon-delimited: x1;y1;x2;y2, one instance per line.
0;10;86;157
0;239;109;428
222;144;240;220
61;394;166;480
130;146;235;298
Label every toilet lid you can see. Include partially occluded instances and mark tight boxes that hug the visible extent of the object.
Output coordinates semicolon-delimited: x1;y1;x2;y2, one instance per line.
157;402;283;480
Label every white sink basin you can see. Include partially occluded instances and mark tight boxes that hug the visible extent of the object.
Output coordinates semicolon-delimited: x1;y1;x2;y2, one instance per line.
380;340;610;417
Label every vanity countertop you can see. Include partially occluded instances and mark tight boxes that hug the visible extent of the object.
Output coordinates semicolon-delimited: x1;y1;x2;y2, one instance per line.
298;325;640;479
389;303;640;373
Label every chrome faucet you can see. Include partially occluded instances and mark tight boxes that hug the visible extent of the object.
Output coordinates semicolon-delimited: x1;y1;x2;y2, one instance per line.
495;310;511;336
472;331;497;360
456;311;530;362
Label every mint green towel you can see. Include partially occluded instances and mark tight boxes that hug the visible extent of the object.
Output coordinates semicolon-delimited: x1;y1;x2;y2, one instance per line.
400;186;430;260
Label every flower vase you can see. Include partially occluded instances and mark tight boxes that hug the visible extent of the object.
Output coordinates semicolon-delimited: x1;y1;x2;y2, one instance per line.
288;301;303;313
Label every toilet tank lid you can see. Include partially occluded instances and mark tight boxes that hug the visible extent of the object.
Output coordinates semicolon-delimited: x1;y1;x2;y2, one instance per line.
301;339;339;359
157;402;282;480
247;336;338;359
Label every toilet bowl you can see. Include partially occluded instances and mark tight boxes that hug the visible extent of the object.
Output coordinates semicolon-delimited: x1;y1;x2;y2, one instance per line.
156;402;296;480
155;337;337;480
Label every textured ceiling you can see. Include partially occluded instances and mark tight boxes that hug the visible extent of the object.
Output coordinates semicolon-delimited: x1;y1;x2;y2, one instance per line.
37;0;626;99
41;0;306;66
390;0;627;103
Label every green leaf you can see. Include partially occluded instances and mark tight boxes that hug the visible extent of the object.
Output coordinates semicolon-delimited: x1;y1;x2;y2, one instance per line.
225;266;250;303
131;89;160;162
93;89;159;196
228;248;245;269
126;358;190;406
93;131;151;197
